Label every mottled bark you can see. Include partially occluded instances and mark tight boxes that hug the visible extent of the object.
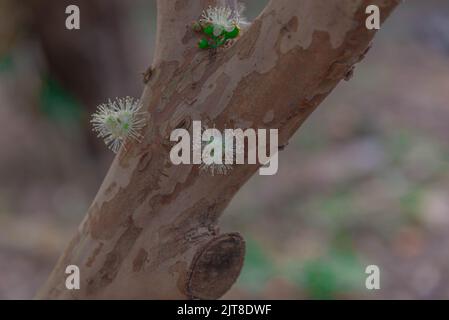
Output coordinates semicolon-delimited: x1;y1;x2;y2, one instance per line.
37;0;400;299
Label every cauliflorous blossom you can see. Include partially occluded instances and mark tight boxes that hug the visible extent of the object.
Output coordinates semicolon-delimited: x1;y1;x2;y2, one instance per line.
196;2;249;49
200;6;238;36
91;97;146;153
199;131;243;176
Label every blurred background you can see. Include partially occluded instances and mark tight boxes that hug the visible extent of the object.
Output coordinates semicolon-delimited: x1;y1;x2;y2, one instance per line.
0;0;448;299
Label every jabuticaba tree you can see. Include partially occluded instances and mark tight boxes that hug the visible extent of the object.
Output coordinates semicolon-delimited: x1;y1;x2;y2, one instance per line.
37;0;400;299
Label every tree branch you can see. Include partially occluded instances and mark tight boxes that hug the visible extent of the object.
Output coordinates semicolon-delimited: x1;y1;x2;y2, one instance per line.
37;0;400;299
153;0;214;65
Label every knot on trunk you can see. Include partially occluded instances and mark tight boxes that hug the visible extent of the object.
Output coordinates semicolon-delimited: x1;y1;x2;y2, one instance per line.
186;232;245;299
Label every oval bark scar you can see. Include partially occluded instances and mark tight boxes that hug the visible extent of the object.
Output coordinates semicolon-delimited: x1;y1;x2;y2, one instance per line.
186;233;245;300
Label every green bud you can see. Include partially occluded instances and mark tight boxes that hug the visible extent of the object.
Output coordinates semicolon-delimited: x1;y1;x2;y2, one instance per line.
198;38;210;49
203;24;214;36
226;26;240;39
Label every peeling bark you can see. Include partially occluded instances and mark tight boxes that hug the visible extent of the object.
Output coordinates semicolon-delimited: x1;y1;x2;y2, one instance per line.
37;0;400;299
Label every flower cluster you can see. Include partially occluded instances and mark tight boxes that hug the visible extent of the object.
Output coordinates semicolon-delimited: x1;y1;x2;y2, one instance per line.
194;3;248;50
91;97;146;153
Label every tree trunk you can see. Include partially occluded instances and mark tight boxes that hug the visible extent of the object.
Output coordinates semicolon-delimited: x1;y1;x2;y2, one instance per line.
37;0;400;299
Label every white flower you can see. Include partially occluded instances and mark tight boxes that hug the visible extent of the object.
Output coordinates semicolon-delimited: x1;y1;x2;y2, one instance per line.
91;97;146;153
199;131;243;176
200;3;248;37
